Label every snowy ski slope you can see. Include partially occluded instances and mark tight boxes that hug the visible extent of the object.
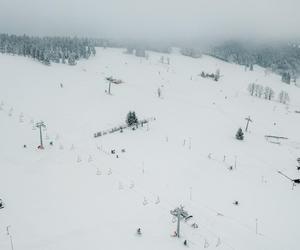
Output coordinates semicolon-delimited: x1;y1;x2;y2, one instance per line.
0;48;300;250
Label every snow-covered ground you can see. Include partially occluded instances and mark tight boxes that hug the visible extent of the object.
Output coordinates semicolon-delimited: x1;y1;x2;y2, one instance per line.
0;48;300;250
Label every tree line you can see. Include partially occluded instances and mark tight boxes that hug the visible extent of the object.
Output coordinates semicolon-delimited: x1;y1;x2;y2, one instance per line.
247;83;290;104
208;41;300;83
0;34;97;65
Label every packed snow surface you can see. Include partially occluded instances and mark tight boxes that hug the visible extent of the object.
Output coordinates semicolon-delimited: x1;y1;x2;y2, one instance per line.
0;48;300;250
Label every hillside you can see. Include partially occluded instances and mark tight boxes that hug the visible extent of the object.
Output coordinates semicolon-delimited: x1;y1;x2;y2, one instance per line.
0;48;300;250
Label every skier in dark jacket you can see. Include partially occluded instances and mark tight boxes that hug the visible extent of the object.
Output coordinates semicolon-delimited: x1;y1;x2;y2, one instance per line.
0;199;3;209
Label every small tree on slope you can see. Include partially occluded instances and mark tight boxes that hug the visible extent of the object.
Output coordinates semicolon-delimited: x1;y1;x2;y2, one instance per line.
235;128;244;140
278;91;290;104
126;111;138;126
248;83;256;96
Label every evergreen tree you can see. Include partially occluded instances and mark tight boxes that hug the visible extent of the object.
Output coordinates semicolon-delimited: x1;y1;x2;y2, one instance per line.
91;46;96;56
43;52;51;65
125;47;134;54
235;128;244;140
68;52;76;65
126;111;138;126
87;46;91;58
135;48;146;57
180;48;202;58
281;72;291;84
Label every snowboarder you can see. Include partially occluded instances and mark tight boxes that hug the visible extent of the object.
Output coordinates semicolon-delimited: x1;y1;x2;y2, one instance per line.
137;228;141;235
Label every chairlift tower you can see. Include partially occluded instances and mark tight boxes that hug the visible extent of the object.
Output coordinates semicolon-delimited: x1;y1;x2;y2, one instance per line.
6;225;14;250
245;116;253;132
170;205;188;237
36;121;46;148
105;76;113;95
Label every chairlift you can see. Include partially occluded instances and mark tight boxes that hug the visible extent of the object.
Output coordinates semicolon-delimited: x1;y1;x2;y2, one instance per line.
278;171;300;184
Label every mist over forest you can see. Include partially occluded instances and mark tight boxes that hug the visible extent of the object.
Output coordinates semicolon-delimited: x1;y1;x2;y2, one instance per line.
1;0;300;78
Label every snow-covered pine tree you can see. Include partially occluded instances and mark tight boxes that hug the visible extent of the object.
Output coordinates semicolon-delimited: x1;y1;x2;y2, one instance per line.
126;111;138;126
91;46;96;56
235;128;244;140
43;51;51;65
135;48;146;57
281;72;291;84
0;33;97;66
68;53;76;65
86;46;92;58
125;47;134;54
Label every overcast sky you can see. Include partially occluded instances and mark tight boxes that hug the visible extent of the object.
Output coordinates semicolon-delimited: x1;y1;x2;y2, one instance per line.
0;0;299;43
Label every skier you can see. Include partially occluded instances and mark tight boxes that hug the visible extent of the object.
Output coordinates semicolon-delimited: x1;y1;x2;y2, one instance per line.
137;228;141;235
157;87;161;98
191;223;198;228
183;240;188;246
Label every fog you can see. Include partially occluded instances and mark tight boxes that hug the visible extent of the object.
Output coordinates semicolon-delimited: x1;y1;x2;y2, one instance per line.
1;0;299;44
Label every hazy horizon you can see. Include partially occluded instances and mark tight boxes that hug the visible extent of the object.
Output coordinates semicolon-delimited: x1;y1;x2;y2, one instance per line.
1;0;300;44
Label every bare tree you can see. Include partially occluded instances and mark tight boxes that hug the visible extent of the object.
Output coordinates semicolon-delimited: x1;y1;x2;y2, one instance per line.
278;91;290;104
264;86;275;100
254;84;263;97
214;69;220;81
248;83;256;96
